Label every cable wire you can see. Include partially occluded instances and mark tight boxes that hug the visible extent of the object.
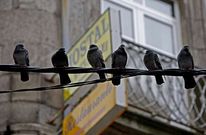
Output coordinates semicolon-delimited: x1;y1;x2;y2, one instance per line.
0;64;206;94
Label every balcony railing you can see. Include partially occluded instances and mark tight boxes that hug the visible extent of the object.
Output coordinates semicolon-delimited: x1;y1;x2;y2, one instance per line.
122;39;206;131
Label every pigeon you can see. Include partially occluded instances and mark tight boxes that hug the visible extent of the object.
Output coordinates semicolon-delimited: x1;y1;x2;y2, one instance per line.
87;44;106;80
52;48;71;85
3;125;13;135
177;46;196;89
112;45;127;86
13;44;29;81
143;50;164;85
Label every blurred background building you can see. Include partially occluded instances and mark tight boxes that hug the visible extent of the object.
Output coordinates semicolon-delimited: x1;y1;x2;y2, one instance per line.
0;0;206;134
64;0;206;135
0;0;63;134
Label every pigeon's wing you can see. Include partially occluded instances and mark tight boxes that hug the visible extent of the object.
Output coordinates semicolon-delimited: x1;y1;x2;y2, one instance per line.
51;53;57;67
154;54;162;70
191;57;194;69
112;52;117;68
13;49;18;64
87;50;95;67
25;49;30;66
13;55;18;64
63;54;69;67
97;49;105;68
190;53;194;69
122;49;127;67
177;52;181;68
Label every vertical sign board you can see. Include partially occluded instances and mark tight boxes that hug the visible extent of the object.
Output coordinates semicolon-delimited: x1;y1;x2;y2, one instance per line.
63;82;127;135
64;9;113;100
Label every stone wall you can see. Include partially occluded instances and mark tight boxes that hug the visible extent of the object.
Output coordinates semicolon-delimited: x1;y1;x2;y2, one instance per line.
179;0;206;68
68;0;101;45
0;0;62;134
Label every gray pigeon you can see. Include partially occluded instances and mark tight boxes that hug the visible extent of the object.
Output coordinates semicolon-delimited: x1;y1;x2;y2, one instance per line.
52;48;71;85
144;50;164;85
3;125;13;135
177;46;196;89
13;44;29;81
112;45;127;86
87;44;106;80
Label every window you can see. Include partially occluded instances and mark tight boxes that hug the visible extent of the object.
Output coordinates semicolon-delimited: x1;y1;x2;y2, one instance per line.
134;0;143;4
102;0;180;56
145;0;174;17
103;0;135;40
144;16;174;54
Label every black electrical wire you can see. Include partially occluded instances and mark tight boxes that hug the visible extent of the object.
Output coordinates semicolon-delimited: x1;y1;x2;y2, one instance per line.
0;72;135;94
0;64;206;75
0;77;114;94
0;64;206;94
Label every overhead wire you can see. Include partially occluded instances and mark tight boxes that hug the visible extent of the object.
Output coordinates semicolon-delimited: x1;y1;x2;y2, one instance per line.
0;64;206;94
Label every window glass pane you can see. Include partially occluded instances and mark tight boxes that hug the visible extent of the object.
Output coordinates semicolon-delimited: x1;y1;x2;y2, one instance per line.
144;16;174;53
145;0;174;17
133;0;143;4
103;1;134;39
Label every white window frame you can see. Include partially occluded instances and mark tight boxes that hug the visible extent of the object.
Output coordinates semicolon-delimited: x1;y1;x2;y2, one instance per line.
101;0;182;57
101;0;136;42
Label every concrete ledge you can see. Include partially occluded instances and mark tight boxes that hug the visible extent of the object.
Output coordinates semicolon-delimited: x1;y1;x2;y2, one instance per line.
11;123;56;135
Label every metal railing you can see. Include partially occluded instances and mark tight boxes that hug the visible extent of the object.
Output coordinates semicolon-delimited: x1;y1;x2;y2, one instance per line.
123;39;206;131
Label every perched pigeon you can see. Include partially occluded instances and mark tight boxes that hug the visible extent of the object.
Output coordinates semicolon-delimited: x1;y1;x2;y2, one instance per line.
52;48;71;85
112;45;127;86
177;46;196;89
3;125;13;135
144;50;164;85
13;44;29;81
87;44;106;80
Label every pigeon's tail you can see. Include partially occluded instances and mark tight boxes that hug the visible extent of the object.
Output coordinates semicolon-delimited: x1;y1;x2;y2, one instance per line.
112;74;121;86
21;71;29;81
98;72;106;80
59;72;71;85
183;74;196;89
155;75;164;85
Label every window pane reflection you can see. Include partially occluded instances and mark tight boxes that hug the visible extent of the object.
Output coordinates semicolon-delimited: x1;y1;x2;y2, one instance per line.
103;1;135;39
144;16;174;53
146;0;174;17
133;0;143;4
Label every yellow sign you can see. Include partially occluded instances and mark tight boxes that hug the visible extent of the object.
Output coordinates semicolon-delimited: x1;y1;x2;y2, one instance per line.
63;82;118;135
64;9;112;99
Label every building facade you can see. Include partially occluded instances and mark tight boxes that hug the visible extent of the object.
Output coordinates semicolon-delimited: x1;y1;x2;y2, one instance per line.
0;0;206;134
0;0;63;134
65;0;206;135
